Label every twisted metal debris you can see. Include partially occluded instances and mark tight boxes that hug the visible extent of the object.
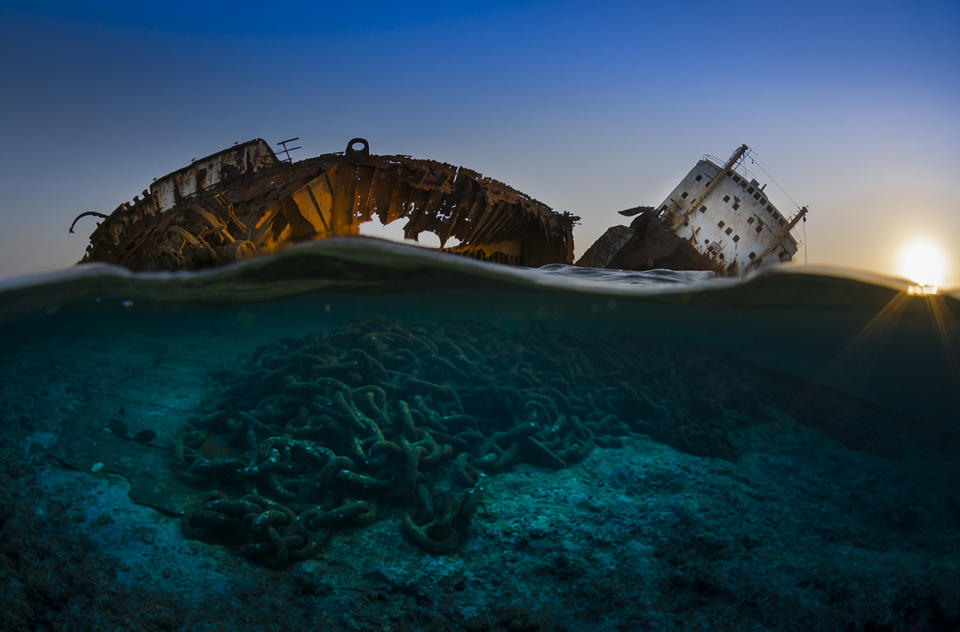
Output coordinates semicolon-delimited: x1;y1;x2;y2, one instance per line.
78;138;579;271
175;319;744;566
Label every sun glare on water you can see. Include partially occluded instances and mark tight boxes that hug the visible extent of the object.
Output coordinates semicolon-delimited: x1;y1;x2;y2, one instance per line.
898;238;947;290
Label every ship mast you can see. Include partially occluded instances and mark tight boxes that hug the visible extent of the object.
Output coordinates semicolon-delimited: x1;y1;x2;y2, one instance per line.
745;206;808;271
668;143;749;231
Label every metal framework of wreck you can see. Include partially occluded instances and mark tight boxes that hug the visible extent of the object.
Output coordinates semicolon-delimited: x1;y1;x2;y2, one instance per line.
74;138;579;271
578;144;807;275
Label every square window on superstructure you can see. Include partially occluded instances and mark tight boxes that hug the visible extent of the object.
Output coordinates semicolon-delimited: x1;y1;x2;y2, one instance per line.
718;220;725;228
732;203;739;210
723;195;730;203
733;235;740;242
747;217;754;224
699;205;706;213
767;204;774;212
753;192;760;200
747;187;754;194
681;191;689;199
725;227;732;235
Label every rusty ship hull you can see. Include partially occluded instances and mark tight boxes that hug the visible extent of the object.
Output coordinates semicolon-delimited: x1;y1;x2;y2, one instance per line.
76;138;579;271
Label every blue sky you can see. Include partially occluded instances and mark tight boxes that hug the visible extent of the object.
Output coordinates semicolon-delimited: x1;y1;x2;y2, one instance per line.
1;0;958;283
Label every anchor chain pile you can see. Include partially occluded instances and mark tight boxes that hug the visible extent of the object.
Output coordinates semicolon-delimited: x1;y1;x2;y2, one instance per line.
175;318;748;566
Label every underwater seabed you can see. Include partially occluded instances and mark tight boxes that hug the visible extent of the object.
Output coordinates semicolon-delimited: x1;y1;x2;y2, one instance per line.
1;239;959;631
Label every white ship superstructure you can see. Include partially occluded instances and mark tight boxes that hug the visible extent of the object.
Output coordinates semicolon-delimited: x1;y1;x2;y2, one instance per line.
657;145;807;274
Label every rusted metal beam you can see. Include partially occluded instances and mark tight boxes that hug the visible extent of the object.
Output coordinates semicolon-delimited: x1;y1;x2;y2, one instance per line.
78;138;579;271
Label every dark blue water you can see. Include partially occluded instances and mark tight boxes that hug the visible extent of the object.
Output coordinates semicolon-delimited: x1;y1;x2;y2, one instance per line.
1;238;958;631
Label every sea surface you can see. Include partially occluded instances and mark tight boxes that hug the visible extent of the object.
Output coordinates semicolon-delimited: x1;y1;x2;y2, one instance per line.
1;238;958;631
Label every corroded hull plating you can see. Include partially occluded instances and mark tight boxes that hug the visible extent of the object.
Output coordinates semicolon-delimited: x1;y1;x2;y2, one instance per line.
79;139;579;271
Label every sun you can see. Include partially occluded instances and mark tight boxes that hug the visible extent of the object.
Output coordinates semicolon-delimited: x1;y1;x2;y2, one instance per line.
898;238;947;288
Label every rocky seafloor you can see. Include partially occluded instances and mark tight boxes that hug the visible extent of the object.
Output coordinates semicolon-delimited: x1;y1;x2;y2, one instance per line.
4;418;960;631
2;318;959;631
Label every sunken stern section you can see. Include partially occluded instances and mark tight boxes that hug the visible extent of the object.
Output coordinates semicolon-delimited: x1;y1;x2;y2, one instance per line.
78;138;579;271
578;144;806;275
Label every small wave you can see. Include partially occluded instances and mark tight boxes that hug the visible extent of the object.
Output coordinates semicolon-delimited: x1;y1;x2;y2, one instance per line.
0;238;953;322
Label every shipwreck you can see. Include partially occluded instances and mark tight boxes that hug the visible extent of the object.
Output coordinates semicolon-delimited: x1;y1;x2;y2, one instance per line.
71;139;805;276
578;144;808;275
71;138;579;271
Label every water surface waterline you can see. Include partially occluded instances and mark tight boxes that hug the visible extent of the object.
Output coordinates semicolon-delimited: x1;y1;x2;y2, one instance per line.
1;239;958;631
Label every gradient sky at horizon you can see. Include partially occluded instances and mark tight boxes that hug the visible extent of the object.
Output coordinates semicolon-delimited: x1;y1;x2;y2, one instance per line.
1;0;958;285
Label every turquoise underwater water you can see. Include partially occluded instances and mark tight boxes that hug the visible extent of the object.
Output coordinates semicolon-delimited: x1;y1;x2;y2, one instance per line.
1;238;959;630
